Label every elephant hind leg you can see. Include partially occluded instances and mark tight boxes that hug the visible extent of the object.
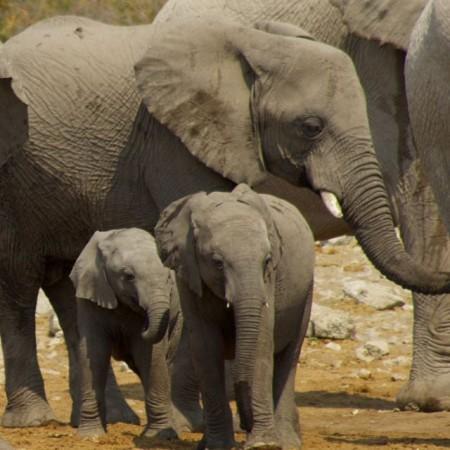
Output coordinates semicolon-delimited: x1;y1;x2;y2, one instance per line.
0;264;55;427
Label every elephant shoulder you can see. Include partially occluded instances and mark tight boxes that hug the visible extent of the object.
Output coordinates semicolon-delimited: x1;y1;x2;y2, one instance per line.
330;0;427;50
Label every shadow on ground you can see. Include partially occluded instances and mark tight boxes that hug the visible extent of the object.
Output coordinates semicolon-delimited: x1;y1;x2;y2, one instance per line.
327;435;450;447
296;390;395;410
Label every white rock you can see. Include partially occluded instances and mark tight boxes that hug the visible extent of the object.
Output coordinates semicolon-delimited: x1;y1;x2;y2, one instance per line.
343;280;405;310
325;342;342;351
308;304;355;340
391;374;407;382
383;356;409;367
356;340;390;361
357;368;372;380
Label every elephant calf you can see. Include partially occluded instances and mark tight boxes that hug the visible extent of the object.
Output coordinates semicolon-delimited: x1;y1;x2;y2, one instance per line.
69;228;181;438
155;184;315;450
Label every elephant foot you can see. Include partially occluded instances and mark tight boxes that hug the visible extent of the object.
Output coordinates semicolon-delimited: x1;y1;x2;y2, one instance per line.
77;423;106;438
244;429;281;450
141;426;178;440
397;376;450;412
172;404;204;432
105;398;139;425
196;434;236;450
1;400;56;427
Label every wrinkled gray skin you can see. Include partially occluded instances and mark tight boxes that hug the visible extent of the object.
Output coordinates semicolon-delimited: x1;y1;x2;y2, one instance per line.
399;0;450;411
69;228;180;438
155;0;450;412
155;184;314;450
0;10;449;428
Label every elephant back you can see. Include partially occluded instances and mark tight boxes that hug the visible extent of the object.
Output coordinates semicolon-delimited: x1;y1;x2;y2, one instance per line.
1;16;153;186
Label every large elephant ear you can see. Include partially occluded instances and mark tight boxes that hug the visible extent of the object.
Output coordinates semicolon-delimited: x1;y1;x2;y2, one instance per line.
0;47;28;169
330;0;427;50
135;18;290;186
155;195;206;297
232;184;282;268
69;231;118;309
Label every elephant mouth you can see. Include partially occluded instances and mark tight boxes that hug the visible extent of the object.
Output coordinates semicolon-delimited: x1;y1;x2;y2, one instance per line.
142;314;150;333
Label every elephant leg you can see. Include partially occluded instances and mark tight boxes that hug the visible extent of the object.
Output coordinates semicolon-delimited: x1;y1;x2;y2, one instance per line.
133;338;177;440
395;162;450;411
76;301;111;437
0;260;55;427
41;276;80;426
170;326;203;433
244;308;279;450
272;295;311;450
104;366;140;426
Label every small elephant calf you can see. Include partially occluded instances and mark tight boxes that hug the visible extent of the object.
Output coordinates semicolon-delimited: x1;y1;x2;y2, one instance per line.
155;184;315;450
70;228;180;438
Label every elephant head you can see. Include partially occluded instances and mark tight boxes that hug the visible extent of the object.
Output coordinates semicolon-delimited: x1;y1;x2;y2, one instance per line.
155;184;282;432
136;17;450;294
70;228;172;343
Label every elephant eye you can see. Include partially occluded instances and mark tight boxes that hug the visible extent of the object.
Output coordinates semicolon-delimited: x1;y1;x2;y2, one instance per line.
212;255;224;271
122;269;135;282
298;116;324;139
264;254;272;272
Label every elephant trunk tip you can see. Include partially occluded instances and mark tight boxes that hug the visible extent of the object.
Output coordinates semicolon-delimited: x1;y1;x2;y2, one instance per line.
141;308;170;343
234;381;253;432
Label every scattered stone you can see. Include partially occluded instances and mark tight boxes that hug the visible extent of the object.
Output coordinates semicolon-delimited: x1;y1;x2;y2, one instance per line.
383;356;409;368
308;304;355;340
351;409;360;416
325;342;342;352
357;368;372;380
343;280;405;310
391;374;407;382
356;340;390;362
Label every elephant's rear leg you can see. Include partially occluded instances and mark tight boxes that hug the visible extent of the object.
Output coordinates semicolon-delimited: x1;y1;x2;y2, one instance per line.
42;274;139;427
0;276;55;427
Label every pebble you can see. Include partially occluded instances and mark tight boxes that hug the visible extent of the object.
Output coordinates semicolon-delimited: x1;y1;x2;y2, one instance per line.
343;280;405;310
357;368;372;380
308;304;355;340
325;342;342;352
356;340;390;362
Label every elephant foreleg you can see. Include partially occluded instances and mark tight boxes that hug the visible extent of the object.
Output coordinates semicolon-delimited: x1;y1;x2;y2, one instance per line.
133;338;177;439
395;161;450;411
42;275;80;426
170;326;203;433
0;250;54;427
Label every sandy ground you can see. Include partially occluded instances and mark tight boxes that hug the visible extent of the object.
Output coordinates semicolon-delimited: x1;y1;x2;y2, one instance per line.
2;240;450;450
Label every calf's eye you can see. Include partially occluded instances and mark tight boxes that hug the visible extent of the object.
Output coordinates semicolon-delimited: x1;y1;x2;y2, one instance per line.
299;116;324;139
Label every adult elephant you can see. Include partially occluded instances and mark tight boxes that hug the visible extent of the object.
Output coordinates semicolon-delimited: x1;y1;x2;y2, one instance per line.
0;13;448;429
155;0;450;412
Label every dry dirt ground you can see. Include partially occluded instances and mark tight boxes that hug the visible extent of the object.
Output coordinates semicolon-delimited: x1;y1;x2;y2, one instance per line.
2;239;450;450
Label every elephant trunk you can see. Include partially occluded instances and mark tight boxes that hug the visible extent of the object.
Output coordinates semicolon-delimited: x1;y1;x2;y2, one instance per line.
140;293;171;343
335;149;450;294
232;290;264;433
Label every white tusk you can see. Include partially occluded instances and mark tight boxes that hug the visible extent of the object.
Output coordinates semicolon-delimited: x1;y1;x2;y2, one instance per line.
263;301;269;308
226;302;231;309
320;191;343;219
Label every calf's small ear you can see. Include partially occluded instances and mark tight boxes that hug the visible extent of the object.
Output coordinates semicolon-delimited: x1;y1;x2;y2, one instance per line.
155;195;205;297
70;231;118;309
